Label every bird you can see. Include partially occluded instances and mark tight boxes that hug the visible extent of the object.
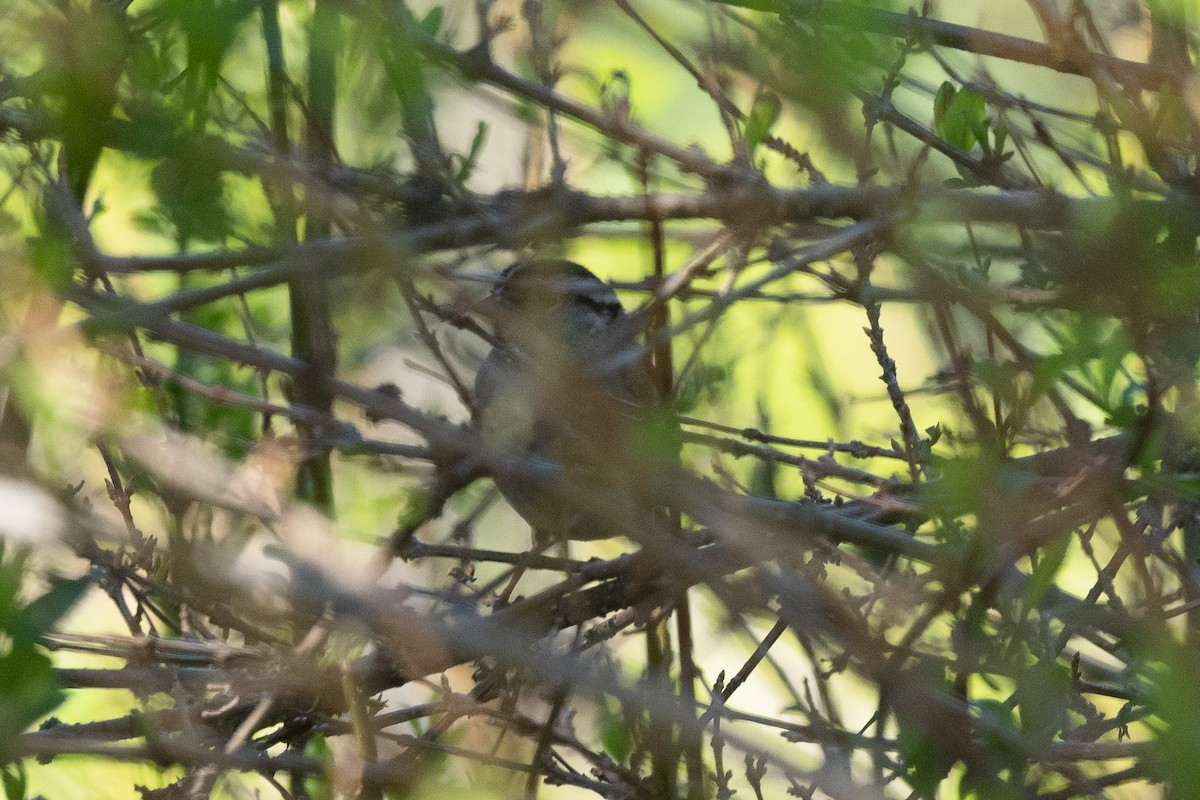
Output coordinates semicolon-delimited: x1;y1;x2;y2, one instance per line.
473;259;671;543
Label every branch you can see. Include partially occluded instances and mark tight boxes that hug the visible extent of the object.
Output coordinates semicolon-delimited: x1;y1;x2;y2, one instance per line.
721;0;1166;89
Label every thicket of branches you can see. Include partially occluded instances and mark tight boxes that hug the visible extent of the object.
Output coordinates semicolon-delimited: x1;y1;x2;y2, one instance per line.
1;0;1198;798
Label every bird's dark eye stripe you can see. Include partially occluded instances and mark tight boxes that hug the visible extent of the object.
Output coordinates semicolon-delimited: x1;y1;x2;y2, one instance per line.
574;293;622;319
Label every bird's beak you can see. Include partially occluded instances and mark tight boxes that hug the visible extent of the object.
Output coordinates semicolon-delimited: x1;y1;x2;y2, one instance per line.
471;285;503;316
448;270;504;315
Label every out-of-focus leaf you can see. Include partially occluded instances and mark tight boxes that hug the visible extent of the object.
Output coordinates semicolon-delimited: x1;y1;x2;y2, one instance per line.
972;360;1021;406
160;0;256;88
1108;401;1140;429
167;353;260;459
125;29;167;91
418;5;444;37
1015;660;1072;739
896;712;957;795
992;122;1009;155
748;402;777;499
0;548;25;643
1030;353;1073;398
1023;533;1071;611
150;139;229;244
26;229;76;296
676;363;727;413
454;121;490;183
1142;645;1200;798
376;4;440;170
0;647;63;759
745;89;782;158
0;549;90;760
0;210;19;238
303;735;333;800
11;574;91;647
599;702;632;763
1;761;26;800
974;699;1017;730
934;81;956;133
925;423;943;446
971;699;1025;781
937;86;986;152
631;407;684;465
1098;328;1134;400
50;0;129;201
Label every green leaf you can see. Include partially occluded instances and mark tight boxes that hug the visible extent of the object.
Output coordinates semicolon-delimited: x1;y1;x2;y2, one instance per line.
1145;644;1200;797
12;574;92;647
1023;533;1071;610
27;229;77;297
377;6;439;166
992;122;1008;155
745;90;782;157
934;81;956;133
1030;353;1073;398
938;87;987;152
925;423;943;447
630;408;683;465
599;702;632;763
0;547;27;635
1015;660;1072;739
150;139;230;244
0;647;64;751
748;458;778;500
418;5;443;37
455;121;490;183
1108;402;1140;429
974;699;1016;729
303;735;334;800
676;363;727;413
1098;328;1133;399
973;698;1025;774
972;359;1021;406
897;712;957;795
2;761;27;800
161;0;256;78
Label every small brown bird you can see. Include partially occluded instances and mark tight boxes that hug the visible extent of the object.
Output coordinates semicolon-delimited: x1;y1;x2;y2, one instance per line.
474;259;668;542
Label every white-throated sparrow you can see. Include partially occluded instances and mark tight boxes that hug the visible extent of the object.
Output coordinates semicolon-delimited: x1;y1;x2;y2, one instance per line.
474;259;667;542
